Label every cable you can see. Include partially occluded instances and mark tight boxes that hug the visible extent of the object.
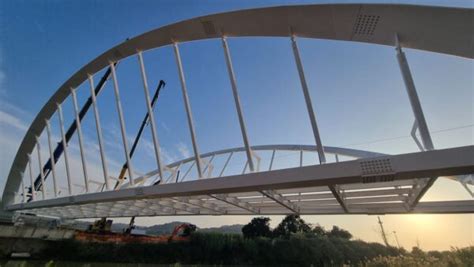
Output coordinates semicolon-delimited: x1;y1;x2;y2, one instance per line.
341;123;474;147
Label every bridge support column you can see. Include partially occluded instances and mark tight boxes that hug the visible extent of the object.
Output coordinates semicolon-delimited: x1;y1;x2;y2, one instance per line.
57;103;73;195
110;63;135;185
221;36;255;172
137;51;165;181
173;43;203;178
71;88;90;193
88;75;110;191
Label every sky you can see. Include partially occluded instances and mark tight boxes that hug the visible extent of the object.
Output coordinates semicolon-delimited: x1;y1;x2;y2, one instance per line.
0;0;473;250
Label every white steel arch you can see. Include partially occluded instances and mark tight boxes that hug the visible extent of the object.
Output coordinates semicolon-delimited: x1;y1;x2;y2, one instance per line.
2;4;474;218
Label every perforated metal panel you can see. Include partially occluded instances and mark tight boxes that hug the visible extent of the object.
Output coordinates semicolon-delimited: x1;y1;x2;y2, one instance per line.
353;14;380;35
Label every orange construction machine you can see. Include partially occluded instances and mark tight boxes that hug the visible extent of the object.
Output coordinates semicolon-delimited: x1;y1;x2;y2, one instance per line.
75;223;196;244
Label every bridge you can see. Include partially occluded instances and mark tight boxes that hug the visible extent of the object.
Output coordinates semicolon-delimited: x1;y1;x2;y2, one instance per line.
2;4;473;219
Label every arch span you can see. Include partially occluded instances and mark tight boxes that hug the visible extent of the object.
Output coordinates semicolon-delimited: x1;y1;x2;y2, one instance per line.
3;4;474;216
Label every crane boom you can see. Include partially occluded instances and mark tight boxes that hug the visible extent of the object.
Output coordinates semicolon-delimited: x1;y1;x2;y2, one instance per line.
112;80;166;190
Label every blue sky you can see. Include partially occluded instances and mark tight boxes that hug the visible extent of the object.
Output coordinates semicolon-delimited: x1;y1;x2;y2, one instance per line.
0;0;472;250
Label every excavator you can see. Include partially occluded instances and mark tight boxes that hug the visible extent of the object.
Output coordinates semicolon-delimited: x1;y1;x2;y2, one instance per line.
87;217;113;233
168;223;197;242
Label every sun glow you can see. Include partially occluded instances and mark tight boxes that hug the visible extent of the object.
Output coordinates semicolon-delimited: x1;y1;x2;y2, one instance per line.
403;214;437;230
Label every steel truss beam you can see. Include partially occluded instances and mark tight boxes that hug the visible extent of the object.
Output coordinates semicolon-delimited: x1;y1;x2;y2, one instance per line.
118;144;383;188
22;199;474;219
260;190;300;213
8;146;473;214
156;199;201;214
211;194;260;214
173;197;226;214
328;185;349;213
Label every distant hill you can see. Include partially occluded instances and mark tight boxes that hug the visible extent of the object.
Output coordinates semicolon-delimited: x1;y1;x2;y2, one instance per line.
199;224;243;234
145;221;243;235
67;220;243;235
144;221;190;235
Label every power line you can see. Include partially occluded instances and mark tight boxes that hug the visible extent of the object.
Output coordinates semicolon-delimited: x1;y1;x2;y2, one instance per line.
342;123;474;147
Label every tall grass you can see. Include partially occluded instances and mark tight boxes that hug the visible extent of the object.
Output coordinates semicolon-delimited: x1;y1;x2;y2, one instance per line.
11;233;471;266
36;232;401;265
362;246;474;267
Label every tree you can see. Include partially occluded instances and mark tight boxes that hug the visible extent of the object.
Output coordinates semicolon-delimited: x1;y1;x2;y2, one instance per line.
411;246;425;257
242;217;272;238
327;226;352;239
312;225;327;237
273;214;311;238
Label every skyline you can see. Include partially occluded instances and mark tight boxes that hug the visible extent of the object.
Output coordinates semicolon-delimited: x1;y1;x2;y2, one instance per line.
0;0;473;250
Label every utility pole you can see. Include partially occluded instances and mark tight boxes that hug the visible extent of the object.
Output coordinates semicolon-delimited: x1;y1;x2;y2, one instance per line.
377;216;390;247
393;231;401;249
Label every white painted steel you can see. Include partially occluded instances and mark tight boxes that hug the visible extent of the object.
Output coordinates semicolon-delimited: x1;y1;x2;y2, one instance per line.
137;51;165;181
395;37;434;151
45;120;58;197
173;43;203;178
293;36;347;209
14;199;474;219
219;152;233;177
291;36;326;164
70;88;89;193
2;4;473;218
261;190;300;213
88;75;110;190
120;144;385;188
21;176;25;203
222;37;255;172
269;150;276;171
7;146;474;217
27;154;35;201
4;4;473;208
202;155;215;177
299;150;303;167
411;120;425;152
181;161;195;182
57;104;73;195
395;36;438;208
110;63;135;185
35;136;45;200
242;161;249;175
